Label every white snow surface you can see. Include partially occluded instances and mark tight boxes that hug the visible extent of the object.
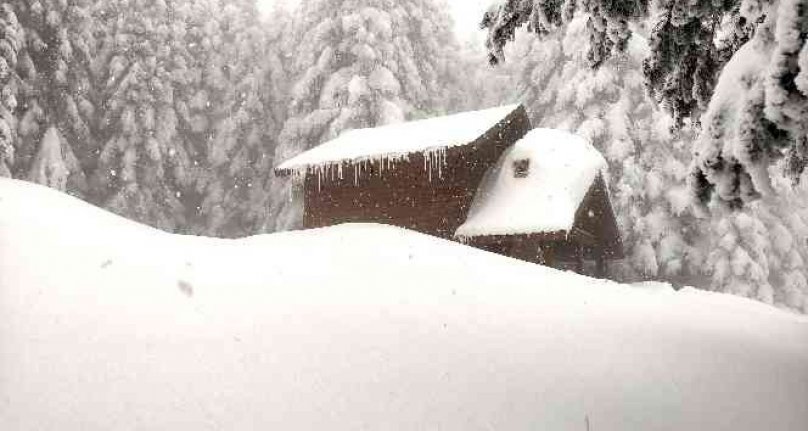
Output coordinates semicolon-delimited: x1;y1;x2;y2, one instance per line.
457;128;608;237
1;178;807;431
277;104;521;174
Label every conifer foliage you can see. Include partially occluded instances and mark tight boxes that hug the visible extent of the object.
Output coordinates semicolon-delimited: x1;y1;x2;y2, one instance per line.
90;0;190;231
0;4;22;178
6;0;94;195
482;0;648;68
691;0;808;208
642;1;748;127
179;0;289;236
2;0;289;237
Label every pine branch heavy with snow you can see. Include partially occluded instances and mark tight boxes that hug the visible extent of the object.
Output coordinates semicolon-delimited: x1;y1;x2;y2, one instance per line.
691;0;808;208
0;4;21;177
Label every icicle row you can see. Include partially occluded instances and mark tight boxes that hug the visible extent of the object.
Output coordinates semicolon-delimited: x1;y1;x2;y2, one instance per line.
299;148;446;188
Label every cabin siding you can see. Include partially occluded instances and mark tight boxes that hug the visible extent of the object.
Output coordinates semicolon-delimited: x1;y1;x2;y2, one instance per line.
302;107;532;238
572;174;624;260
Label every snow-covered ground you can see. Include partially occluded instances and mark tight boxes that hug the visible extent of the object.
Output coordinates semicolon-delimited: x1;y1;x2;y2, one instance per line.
1;178;807;430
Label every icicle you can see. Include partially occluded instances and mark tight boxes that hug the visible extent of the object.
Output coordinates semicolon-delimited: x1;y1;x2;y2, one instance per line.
427;150;433;182
317;165;323;191
437;148;444;180
420;148;447;182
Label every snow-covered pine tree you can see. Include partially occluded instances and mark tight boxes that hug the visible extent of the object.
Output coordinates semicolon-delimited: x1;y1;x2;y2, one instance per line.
683;0;808;312
90;0;190;231
705;176;808;313
506;16;705;284
27;126;81;190
483;0;648;68
177;0;288;237
8;0;94;194
0;4;22;177
656;1;808;312
690;0;808;207
267;0;457;231
643;0;750;127
204;3;288;237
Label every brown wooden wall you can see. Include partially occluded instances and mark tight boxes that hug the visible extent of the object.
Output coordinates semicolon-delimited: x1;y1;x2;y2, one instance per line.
302;106;532;239
572;174;624;260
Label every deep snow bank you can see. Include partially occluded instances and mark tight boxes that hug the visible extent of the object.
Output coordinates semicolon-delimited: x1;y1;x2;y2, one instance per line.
1;179;807;430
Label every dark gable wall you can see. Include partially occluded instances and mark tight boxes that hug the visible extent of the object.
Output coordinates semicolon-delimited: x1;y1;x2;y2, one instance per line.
573;174;624;260
303;106;532;238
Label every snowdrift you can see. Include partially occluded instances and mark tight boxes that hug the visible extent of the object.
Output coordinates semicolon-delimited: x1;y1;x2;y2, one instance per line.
1;178;807;430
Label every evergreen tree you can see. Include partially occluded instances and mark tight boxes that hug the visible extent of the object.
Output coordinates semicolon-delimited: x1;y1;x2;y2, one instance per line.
178;0;288;237
87;0;288;236
207;5;288;237
0;4;22;177
8;0;94;194
645;2;808;311
2;0;289;236
705;179;808;313
268;0;457;231
90;0;190;230
27;126;81;190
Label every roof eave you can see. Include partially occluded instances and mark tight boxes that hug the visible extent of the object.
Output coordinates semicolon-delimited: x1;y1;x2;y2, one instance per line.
455;230;572;241
273;167;296;178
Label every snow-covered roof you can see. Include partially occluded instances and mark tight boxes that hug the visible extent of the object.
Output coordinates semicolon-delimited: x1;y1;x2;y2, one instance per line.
456;128;607;238
276;104;522;174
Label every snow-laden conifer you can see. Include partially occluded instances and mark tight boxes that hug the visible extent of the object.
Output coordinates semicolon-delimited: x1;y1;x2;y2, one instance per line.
90;0;190;231
27;127;81;191
8;0;94;194
179;0;289;237
0;5;21;177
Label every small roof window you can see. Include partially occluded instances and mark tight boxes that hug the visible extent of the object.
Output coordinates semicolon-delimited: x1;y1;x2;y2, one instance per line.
513;158;530;178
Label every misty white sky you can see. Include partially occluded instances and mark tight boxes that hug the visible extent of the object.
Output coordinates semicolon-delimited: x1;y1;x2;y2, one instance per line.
256;0;495;41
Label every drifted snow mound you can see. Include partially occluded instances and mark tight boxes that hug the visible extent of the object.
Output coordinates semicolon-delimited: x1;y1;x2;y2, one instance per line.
1;179;807;430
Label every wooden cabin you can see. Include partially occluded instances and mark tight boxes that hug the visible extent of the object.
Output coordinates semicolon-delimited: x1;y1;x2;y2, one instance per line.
274;104;623;277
